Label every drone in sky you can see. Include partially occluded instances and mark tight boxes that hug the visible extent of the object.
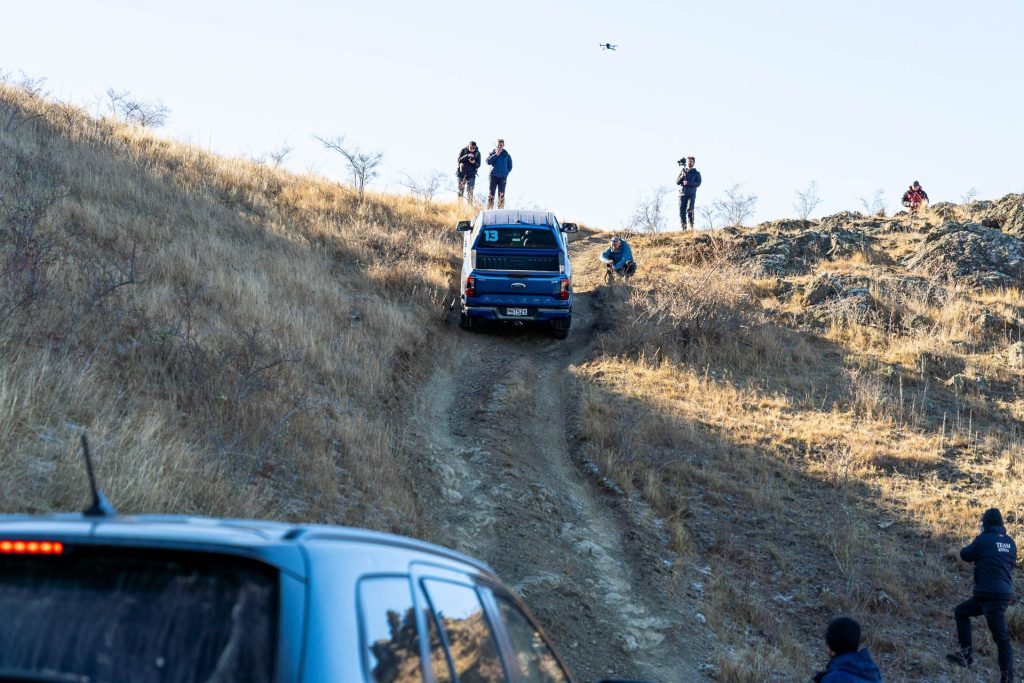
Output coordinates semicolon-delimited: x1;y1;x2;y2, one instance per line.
599;43;618;51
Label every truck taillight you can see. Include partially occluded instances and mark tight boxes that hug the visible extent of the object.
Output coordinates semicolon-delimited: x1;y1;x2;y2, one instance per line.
559;278;570;300
0;540;64;555
465;276;476;297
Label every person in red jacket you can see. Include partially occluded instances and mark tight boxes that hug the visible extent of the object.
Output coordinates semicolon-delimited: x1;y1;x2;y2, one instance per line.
901;181;929;215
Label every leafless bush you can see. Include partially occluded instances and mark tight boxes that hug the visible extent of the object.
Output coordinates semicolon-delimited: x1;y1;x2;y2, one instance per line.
698;205;719;230
0;166;67;324
960;187;980;204
712;183;758;227
399;170;448;206
794;180;823;222
313;134;384;197
15;72;48;99
255;143;294;168
105;88;171;128
627;186;671;233
858;188;887;216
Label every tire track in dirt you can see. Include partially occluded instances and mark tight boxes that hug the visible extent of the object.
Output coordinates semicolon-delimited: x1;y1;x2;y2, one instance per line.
414;236;712;682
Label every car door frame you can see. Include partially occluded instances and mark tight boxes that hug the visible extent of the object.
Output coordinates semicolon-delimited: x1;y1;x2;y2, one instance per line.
410;561;524;683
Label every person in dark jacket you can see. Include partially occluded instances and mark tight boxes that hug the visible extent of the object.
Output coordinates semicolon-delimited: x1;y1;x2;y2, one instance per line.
486;138;512;209
812;616;882;682
456;141;481;203
901;181;929;215
676;156;702;230
948;507;1016;682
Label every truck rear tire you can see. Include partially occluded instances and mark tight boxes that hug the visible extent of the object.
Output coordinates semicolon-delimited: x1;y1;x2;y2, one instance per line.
550;317;570;339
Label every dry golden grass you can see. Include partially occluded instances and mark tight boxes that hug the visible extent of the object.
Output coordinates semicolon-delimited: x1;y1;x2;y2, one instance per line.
573;227;1024;679
0;83;467;532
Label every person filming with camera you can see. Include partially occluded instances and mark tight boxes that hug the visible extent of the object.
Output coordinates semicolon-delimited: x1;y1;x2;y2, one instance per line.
676;156;702;230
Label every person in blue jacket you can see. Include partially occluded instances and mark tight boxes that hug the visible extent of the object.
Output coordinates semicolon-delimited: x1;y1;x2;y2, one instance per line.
676;155;702;230
600;236;635;277
486;138;512;209
812;616;882;682
948;507;1016;682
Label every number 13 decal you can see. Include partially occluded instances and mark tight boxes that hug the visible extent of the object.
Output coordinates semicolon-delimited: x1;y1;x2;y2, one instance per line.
484;230;498;242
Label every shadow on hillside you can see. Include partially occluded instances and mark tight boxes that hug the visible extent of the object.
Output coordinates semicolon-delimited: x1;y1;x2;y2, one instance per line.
573;371;993;681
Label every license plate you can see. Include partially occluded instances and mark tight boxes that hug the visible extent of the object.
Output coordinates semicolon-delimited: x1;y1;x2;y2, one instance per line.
505;307;529;317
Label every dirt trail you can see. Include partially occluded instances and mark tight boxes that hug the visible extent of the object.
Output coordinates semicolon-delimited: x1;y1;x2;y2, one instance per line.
414;236;712;682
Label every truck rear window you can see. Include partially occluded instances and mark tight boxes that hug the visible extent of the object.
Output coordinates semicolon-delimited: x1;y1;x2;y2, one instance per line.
477;228;557;249
0;546;276;683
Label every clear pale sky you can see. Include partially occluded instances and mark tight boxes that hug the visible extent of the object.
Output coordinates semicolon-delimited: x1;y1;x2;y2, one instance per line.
3;0;1022;229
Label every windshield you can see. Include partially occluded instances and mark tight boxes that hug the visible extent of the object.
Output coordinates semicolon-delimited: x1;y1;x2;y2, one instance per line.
476;227;558;249
0;547;277;683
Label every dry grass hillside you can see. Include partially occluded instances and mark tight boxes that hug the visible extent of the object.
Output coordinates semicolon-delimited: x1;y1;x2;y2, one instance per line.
6;79;1024;682
574;201;1024;680
0;82;462;532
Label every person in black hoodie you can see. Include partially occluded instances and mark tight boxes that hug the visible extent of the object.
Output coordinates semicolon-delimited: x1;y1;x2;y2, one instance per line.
812;616;882;682
456;141;481;203
948;507;1017;682
676;156;701;230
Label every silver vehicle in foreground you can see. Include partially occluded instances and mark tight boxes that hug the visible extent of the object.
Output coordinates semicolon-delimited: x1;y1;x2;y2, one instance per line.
0;512;656;683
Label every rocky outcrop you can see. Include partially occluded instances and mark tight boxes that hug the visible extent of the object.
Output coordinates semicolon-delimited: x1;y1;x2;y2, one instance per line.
903;221;1024;287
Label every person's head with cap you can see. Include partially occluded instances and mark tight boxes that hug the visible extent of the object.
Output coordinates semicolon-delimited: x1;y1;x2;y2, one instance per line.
983;507;1004;530
825;616;861;656
611;235;622;248
912;180;921;188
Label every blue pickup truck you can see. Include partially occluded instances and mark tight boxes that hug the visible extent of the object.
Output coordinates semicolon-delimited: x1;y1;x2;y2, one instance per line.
457;210;578;339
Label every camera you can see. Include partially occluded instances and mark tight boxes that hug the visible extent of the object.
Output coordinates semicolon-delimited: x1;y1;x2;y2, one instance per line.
677;158;687;166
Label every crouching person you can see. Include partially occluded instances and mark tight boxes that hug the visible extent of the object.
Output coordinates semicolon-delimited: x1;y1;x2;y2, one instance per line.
812;616;882;682
948;507;1016;682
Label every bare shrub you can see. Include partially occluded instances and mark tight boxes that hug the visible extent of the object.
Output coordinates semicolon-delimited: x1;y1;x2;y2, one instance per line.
105;88;170;128
698;205;719;230
400;170;448;206
960;187;980;204
712;183;758;227
313;134;384;197
627;186;671;233
255;143;294;168
793;180;823;222
858;188;887;216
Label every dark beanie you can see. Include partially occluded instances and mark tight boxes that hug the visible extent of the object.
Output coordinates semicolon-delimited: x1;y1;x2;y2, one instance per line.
983;508;1004;528
826;616;861;655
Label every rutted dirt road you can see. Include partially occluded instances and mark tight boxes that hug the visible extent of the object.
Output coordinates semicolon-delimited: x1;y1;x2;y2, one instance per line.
413;236;713;682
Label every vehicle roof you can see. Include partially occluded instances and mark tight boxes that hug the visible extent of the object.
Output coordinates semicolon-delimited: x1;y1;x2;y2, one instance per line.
0;513;494;574
479;209;558;227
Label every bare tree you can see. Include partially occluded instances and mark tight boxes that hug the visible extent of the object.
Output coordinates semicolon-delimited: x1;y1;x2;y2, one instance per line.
313;134;384;197
255;143;294;168
960;187;980;204
628;186;672;233
698;205;719;230
15;71;48;98
857;188;887;216
400;170;448;206
794;181;823;222
105;87;170;128
712;183;759;227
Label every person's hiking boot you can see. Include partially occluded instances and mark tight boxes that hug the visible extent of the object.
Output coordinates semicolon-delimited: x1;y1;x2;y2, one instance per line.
946;650;973;668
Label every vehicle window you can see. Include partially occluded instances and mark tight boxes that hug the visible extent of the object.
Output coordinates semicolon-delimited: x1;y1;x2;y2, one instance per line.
422;579;505;683
360;576;428;683
477;228;557;249
0;547;275;683
494;595;571;683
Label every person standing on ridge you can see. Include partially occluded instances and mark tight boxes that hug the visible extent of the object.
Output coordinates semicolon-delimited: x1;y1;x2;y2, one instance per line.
811;616;882;682
456;141;481;203
676;156;701;230
947;507;1016;683
901;180;929;216
486;138;512;209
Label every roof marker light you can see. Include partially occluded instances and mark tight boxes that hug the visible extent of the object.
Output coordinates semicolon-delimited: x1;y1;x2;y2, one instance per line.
0;540;64;555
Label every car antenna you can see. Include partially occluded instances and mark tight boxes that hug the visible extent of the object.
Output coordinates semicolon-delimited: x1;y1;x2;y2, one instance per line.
80;433;116;517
